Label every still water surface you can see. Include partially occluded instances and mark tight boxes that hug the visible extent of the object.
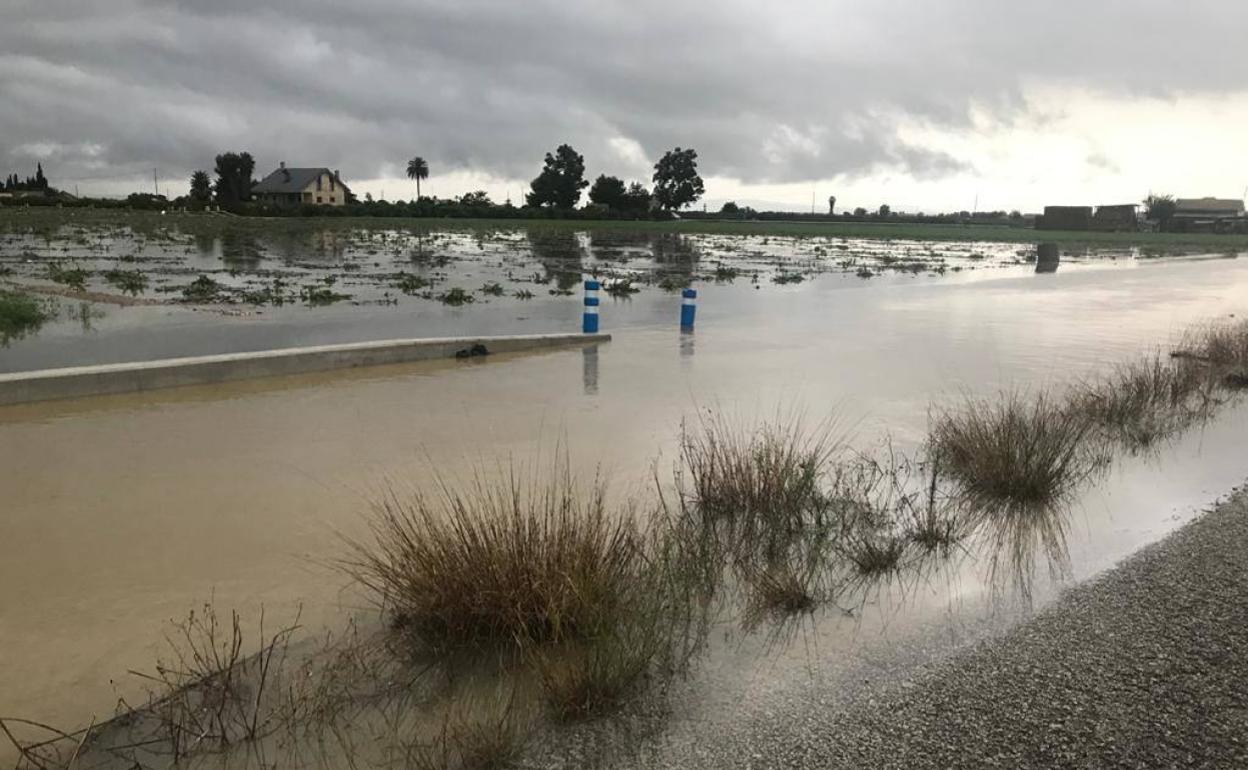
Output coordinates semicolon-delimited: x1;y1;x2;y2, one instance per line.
1;253;1247;741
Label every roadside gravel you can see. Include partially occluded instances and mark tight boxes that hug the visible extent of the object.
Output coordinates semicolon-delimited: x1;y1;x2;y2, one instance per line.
759;484;1248;768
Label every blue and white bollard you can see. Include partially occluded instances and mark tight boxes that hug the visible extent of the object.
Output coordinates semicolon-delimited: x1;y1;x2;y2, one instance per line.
583;280;600;334
680;287;697;330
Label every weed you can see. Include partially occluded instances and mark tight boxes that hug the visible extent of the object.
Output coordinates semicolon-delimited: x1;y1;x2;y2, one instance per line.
480;282;505;297
845;533;907;578
300;284;351;306
439;287;475;306
1177;320;1248;368
395;271;431;294
47;262;88;291
604;280;640;297
0;289;52;344
933;391;1104;592
182;274;226;302
343;458;642;652
104;268;149;295
1075;354;1215;448
678;411;840;528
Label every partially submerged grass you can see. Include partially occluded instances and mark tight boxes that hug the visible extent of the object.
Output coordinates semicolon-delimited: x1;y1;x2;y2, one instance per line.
933;391;1102;514
0;289;52;344
103;267;149;295
343;460;641;653
932;391;1106;593
1177;319;1248;368
678;410;840;527
1075;354;1217;449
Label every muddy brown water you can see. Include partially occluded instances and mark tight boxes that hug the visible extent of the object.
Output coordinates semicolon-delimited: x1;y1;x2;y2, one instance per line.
2;250;1248;758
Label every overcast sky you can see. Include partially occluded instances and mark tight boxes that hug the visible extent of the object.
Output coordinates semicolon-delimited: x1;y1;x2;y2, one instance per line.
4;0;1248;211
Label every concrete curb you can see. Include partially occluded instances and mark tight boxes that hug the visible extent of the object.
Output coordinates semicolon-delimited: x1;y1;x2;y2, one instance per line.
0;332;611;406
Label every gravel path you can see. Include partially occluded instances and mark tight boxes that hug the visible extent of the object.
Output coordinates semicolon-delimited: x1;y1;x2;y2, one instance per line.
748;484;1248;769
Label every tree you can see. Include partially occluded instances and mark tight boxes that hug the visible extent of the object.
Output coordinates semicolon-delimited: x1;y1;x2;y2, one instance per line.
588;175;627;209
526;144;588;209
877;203;891;217
406;157;429;200
720;201;740;215
189;170;212;203
853;207;867;217
619;182;652;218
34;163;47;190
458;190;492;207
652;147;704;211
1144;193;1177;225
213;152;255;204
828;195;836;215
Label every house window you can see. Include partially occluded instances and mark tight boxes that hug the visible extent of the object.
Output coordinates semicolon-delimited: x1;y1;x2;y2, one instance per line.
317;196;323;204
316;176;322;191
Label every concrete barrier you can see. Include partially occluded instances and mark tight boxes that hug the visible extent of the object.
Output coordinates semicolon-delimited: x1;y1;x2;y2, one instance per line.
0;332;611;406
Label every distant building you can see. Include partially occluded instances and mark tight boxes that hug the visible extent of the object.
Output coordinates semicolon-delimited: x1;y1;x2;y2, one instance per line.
253;163;350;206
1037;205;1092;231
1173;197;1244;221
1091;203;1139;232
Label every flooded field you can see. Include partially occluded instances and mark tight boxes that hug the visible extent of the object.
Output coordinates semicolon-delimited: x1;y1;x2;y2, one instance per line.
2;210;1248;767
2;209;1241;372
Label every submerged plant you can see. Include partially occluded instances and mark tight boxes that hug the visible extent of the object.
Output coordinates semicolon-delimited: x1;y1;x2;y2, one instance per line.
438;287;475;306
932;391;1105;592
1075;354;1216;449
343;459;643;652
0;289;52;344
678;410;840;529
104;268;149;296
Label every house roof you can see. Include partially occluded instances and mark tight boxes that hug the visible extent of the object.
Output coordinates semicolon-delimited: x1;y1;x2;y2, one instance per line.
1175;197;1244;214
253;167;349;194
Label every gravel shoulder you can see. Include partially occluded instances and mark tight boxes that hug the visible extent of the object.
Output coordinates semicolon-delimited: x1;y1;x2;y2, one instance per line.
762;483;1248;769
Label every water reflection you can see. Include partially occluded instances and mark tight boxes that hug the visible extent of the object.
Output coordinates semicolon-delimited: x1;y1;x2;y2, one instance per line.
679;329;695;366
527;229;583;291
582;344;599;395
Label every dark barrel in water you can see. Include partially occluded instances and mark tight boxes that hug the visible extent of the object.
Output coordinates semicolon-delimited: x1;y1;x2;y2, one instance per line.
1036;242;1060;273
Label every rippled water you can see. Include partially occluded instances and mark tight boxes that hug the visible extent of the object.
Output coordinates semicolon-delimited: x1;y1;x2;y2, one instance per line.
1;231;1247;759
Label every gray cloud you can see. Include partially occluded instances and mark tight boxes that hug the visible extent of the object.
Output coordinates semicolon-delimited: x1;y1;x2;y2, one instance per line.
3;0;1247;192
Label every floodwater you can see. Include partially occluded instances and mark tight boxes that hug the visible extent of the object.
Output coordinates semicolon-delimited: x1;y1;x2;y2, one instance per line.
2;240;1248;761
1;213;1232;373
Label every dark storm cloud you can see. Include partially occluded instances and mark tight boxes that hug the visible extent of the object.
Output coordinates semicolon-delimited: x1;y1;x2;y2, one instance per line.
3;0;1247;191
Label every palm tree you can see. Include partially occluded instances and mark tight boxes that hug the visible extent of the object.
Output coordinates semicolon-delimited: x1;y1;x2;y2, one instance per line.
406;157;429;201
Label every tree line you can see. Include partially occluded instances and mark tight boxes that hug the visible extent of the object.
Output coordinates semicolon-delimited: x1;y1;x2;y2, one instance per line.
2;163;52;193
177;143;704;219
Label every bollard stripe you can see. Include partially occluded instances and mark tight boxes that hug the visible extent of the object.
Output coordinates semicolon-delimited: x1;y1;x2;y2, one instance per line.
682;288;698;298
583;306;599;315
584;296;600;307
585;280;601;291
682;297;696;306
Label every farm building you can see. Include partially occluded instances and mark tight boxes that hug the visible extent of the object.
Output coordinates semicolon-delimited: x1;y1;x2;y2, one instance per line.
253;163;351;206
1037;205;1092;231
1091;203;1139;232
1170;198;1246;233
1173;197;1244;221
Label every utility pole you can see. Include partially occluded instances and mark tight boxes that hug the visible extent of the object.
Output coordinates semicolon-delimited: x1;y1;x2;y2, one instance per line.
154;168;159;197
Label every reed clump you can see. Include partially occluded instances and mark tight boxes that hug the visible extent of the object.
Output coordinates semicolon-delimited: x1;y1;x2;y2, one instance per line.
933;391;1102;514
678;411;840;528
344;461;643;654
1074;354;1216;449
